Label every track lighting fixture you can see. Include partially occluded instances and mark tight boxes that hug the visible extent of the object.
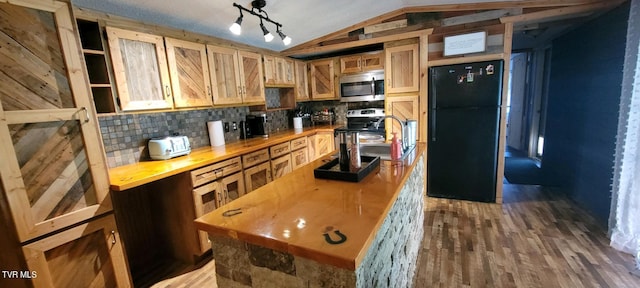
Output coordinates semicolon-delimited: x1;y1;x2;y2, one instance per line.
230;1;291;45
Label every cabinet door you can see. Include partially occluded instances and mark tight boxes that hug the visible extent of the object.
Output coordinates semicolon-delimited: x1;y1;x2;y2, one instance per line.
295;61;310;101
307;135;317;161
310;59;336;99
221;172;246;203
315;132;335;159
340;55;362;74
0;0;112;242
165;38;212;108
22;214;131;288
362;51;384;71
385;44;419;93
207;45;242;105
278;57;295;85
271;154;292;180
244;162;272;193
263;55;277;85
193;181;224;253
106;26;173;111
291;147;309;170
238;51;265;103
385;95;419;140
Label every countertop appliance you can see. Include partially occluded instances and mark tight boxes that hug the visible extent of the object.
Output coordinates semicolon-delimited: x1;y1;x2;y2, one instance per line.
346;108;386;142
428;60;503;202
246;113;269;138
148;135;191;160
340;70;384;102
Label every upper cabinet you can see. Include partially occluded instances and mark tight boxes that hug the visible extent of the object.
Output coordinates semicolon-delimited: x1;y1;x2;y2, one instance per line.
238;51;266;103
310;59;337;100
385;44;420;94
106;27;174;111
340;51;384;74
295;61;310;101
264;55;295;86
165;38;212;108
208;46;265;105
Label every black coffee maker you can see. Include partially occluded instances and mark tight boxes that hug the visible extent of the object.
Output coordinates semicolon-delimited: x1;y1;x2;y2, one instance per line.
246;114;269;138
239;120;252;139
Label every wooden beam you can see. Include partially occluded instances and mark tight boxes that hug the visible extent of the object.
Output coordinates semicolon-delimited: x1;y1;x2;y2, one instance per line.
500;0;625;24
403;0;606;13
364;19;408;34
442;8;523;27
282;29;433;57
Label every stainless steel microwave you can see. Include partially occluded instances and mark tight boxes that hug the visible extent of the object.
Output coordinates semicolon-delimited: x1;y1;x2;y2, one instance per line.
339;70;384;102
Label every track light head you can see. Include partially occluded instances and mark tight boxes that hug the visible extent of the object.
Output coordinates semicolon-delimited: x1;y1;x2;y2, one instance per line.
277;30;291;46
229;15;243;35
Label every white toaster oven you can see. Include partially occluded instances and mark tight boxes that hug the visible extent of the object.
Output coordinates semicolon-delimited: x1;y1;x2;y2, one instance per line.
148;136;191;160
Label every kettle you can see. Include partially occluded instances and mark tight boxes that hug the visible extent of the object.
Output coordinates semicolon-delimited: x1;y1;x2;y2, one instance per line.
239;121;252;139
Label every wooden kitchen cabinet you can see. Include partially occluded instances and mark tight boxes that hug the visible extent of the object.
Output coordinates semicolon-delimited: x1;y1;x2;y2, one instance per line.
295;61;310;101
270;141;291;158
22;214;131;288
310;132;335;160
238;50;266;103
310;59;337;99
263;55;277;85
106;26;173;111
264;55;295;86
0;0;112;242
165;38;212;108
340;51;384;74
385;44;420;93
271;154;293;180
385;95;419;140
208;46;265;105
244;162;272;192
291;147;309;169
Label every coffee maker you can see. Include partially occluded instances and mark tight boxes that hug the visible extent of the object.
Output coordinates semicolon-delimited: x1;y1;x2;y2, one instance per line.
246;114;269;138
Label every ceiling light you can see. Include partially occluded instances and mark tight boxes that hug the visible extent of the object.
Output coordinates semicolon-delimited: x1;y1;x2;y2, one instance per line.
229;15;243;35
231;1;290;45
277;29;291;46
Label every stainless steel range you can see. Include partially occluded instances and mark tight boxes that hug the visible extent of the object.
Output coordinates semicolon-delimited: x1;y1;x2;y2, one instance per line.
346;108;386;142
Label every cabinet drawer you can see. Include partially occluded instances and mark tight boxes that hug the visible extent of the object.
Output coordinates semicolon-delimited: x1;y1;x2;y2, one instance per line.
270;142;291;158
191;157;242;187
242;148;270;167
290;136;307;150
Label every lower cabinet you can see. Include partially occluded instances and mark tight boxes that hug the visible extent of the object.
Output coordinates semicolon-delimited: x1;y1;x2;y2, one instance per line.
311;131;335;160
244;161;273;192
192;172;245;253
291;147;309;169
271;154;293;179
22;214;132;288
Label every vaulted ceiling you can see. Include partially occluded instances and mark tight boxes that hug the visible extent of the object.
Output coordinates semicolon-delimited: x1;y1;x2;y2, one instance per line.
71;0;621;56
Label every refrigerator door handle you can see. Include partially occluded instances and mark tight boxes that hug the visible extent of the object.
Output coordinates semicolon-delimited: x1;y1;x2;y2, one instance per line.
431;109;436;142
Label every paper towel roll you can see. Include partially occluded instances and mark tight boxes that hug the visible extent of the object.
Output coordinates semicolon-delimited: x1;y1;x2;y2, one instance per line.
207;121;225;147
293;117;303;130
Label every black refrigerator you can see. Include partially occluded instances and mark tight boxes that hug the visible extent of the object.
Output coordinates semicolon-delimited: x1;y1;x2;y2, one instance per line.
427;60;503;202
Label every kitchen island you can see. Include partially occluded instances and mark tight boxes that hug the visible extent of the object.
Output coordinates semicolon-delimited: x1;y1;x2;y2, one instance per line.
195;143;426;287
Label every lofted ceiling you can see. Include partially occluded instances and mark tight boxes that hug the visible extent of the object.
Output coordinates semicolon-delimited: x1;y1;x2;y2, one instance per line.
71;0;618;55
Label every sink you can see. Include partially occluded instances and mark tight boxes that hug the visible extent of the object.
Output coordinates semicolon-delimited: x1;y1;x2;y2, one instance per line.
359;143;415;161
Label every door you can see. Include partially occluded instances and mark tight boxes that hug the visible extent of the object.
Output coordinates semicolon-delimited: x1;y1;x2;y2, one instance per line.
340;56;362;74
385;95;419;140
244;162;272;192
263;55;277;85
507;53;528;151
22;214;131;288
271;155;293;179
315;132;334;158
278;58;295;85
238;51;265;103
361;51;384;71
207;45;242;105
295;61;310;101
310;59;336;99
0;0;112;242
221;172;246;202
165;38;212;108
106;27;173;111
291;148;309;169
385;44;419;93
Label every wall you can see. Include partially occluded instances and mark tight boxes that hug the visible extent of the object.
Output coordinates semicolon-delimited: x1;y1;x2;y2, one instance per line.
542;2;630;226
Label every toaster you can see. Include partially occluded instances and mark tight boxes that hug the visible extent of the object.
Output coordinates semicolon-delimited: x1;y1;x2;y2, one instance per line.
148;136;191;160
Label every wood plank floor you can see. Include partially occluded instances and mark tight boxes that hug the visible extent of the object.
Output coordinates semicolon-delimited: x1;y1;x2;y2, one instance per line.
149;184;640;287
414;184;640;288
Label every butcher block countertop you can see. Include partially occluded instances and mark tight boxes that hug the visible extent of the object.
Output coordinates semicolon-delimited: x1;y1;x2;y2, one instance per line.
108;125;340;191
194;143;426;270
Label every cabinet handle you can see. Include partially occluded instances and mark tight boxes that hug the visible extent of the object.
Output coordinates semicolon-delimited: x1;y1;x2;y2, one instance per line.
81;107;90;123
243;86;247;95
165;85;171;98
238;86;242;95
217;191;223;206
357;59;361;68
111;230;116;244
207;86;212;96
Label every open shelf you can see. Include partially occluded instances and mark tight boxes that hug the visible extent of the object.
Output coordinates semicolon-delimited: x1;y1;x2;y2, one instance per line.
250;87;296;112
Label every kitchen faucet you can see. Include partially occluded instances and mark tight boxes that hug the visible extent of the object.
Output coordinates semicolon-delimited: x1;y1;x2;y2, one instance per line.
374;115;408;152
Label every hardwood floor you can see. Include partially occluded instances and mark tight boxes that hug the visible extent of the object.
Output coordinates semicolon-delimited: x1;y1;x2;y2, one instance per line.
148;184;640;287
414;184;640;288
